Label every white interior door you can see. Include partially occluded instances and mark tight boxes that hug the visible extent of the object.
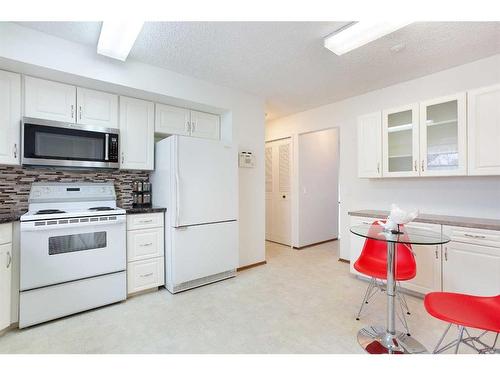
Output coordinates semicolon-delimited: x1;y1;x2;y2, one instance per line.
265;138;291;246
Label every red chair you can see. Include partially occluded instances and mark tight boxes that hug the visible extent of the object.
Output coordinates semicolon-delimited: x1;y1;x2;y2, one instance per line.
354;221;417;335
424;292;500;354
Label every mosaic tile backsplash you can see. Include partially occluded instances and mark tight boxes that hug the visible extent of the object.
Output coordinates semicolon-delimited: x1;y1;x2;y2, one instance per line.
0;165;150;215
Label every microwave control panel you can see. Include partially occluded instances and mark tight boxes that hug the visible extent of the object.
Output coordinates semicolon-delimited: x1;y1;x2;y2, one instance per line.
108;134;119;162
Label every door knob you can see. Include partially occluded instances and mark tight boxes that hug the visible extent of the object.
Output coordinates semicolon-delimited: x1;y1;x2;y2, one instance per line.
282;195;286;198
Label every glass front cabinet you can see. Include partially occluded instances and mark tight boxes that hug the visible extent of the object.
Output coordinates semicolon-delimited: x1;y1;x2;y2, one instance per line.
378;93;467;178
382;103;420;177
419;93;467;176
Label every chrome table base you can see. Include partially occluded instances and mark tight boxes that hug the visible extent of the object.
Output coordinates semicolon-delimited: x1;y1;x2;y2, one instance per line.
358;326;428;354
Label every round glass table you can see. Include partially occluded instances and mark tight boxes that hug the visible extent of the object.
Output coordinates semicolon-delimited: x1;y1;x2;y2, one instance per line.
350;223;450;354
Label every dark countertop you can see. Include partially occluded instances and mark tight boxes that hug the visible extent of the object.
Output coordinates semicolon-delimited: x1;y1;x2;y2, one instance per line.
125;206;167;215
348;209;500;231
0;211;26;224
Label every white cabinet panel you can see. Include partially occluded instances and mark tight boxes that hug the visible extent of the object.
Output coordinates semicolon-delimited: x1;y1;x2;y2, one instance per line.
0;223;12;331
127;257;164;294
382;103;420;177
357;112;382;178
127;227;164;262
126;213;164;231
24;76;76;123
76;87;118;128
155;103;190;136
0;70;21;165
400;222;442;294
190;110;220;140
419;93;467;176
468;84;500;176
119;96;155;170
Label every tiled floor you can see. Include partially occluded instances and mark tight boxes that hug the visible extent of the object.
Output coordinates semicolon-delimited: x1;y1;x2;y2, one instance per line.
0;240;489;353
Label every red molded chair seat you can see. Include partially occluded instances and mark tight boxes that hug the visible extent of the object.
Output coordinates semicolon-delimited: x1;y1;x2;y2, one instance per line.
354;221;416;281
424;292;500;333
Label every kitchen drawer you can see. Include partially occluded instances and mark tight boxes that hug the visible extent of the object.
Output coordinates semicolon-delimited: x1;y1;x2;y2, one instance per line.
443;225;500;248
127;227;164;262
127;257;164;294
126;213;163;230
0;223;12;245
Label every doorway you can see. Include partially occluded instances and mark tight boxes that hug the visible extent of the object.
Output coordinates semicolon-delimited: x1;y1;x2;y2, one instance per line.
265;137;292;246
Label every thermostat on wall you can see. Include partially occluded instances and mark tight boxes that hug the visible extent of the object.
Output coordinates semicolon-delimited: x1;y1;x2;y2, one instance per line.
239;151;255;168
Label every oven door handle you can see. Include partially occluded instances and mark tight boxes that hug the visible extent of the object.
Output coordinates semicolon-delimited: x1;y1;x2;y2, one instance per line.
105;134;109;161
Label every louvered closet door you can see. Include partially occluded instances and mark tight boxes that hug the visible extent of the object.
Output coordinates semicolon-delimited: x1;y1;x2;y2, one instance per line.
265;138;291;245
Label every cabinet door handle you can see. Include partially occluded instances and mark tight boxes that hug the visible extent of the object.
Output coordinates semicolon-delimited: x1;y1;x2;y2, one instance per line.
435;246;438;259
140;242;153;247
79;105;82;120
140;219;153;224
444;247;448;261
191;121;196;133
13;143;17;159
6;251;12;269
421;160;425;172
186;121;191;133
71;104;74;119
414;160;417;172
377;162;380;174
140;272;153;278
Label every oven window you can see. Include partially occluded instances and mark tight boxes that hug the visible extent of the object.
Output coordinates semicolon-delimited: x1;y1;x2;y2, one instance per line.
48;231;107;255
23;123;105;161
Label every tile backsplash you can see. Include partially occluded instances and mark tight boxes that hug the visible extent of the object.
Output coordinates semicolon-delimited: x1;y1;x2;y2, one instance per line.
0;165;149;214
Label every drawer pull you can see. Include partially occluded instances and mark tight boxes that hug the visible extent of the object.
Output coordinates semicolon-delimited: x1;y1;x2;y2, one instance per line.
140;272;154;278
463;233;486;239
435;247;438;259
139;219;153;224
140;242;153;247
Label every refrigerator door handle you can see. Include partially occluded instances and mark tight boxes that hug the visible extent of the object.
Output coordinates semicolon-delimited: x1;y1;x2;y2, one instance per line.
175;168;180;227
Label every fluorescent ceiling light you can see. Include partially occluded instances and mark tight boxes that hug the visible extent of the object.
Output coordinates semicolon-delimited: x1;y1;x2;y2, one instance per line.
324;22;412;55
97;21;144;61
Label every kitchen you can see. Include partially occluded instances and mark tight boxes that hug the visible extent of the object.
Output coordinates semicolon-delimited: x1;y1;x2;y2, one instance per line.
0;8;499;370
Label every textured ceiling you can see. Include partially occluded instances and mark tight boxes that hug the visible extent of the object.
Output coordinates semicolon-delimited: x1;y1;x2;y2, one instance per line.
17;21;500;120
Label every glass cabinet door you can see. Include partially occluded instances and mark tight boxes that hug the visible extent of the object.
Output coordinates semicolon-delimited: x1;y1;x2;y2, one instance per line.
383;104;419;176
419;93;466;176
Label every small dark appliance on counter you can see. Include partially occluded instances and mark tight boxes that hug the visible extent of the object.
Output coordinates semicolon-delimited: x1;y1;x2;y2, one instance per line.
132;180;152;208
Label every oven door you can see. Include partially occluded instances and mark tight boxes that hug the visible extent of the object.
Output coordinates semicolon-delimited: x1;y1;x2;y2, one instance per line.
20;215;126;291
22;117;119;168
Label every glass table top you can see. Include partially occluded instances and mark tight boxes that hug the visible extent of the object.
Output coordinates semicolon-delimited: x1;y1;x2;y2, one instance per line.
350;223;450;245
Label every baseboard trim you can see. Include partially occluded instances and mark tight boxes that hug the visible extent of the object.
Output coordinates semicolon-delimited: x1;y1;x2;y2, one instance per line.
338;258;350;264
237;260;267;272
0;322;18;336
293;238;338;250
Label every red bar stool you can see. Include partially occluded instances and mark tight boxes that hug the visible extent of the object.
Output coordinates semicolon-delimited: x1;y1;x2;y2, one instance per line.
424;292;500;354
354;221;416;335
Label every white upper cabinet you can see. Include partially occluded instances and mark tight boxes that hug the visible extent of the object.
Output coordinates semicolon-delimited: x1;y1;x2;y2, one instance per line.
382;103;419;177
357;112;382;178
0;70;21;165
119;96;155;170
190;110;220;140
24;76;76;123
76;87;118;128
155;103;190;136
419;93;467;176
467;84;500;176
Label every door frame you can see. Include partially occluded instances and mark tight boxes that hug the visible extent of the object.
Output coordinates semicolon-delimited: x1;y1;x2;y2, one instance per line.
266;126;340;249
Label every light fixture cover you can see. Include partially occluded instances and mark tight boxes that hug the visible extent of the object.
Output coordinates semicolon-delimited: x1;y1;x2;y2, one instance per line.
324;22;412;55
97;21;144;61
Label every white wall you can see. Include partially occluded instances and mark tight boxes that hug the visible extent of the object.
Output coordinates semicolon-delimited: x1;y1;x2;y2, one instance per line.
0;22;265;268
298;128;339;247
266;54;500;260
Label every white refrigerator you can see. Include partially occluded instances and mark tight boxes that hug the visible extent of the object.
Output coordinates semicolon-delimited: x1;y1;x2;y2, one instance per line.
151;135;238;293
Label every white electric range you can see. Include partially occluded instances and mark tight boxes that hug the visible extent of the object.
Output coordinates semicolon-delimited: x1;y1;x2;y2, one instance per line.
19;182;127;328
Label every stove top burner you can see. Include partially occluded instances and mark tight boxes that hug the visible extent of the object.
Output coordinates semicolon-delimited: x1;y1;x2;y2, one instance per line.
88;206;115;212
35;209;66;215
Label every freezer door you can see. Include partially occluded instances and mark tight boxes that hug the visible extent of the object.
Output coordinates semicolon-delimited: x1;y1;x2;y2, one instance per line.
175;136;237;227
171;221;238;285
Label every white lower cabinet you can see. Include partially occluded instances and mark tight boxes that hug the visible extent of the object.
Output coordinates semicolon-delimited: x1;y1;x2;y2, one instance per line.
442;226;500;296
126;213;164;295
0;223;13;332
399;222;442;294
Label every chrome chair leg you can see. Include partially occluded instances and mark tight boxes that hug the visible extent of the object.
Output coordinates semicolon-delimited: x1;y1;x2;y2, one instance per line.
454;326;465;354
432;324;498;354
356;277;375;320
396;291;410;335
433;323;452;353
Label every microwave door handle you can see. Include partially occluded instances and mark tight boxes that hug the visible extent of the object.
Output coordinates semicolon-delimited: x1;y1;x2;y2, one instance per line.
105;134;109;161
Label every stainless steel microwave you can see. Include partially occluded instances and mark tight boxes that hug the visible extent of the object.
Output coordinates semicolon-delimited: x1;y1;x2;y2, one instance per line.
22;117;119;169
